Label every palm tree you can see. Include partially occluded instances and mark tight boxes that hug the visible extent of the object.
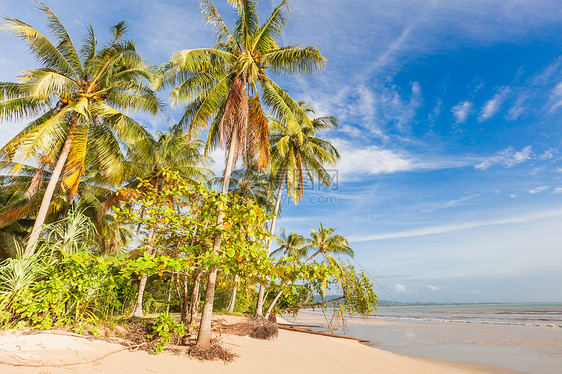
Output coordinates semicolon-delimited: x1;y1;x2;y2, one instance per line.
216;166;275;211
0;3;159;255
264;223;353;318
255;102;339;316
304;223;354;264
270;228;307;259
155;0;326;348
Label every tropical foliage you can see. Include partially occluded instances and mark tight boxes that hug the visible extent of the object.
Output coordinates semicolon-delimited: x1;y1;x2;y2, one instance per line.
0;3;159;253
0;0;377;355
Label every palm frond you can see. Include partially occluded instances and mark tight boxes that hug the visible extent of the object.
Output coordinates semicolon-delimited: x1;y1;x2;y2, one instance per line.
264;45;327;76
1;16;78;78
37;2;83;77
200;0;235;44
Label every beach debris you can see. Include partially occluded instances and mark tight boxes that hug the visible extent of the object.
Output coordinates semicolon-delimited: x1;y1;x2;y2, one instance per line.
187;338;237;362
218;316;279;340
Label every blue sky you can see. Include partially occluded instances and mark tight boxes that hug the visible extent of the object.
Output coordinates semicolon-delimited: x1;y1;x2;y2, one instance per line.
1;0;561;303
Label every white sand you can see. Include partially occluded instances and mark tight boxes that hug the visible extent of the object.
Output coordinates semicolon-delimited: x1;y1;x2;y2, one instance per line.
0;316;495;374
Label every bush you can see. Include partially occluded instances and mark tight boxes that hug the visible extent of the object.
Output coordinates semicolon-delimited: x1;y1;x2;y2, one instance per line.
148;313;186;353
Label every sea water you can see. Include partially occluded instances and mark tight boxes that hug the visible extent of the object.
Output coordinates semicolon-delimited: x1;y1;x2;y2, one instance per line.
291;304;562;374
371;303;562;327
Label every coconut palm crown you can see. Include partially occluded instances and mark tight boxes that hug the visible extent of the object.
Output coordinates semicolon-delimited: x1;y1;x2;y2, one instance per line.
269;100;339;204
154;0;326;170
0;3;160;252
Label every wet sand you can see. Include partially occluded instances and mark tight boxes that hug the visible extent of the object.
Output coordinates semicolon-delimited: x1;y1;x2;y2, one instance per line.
287;311;562;374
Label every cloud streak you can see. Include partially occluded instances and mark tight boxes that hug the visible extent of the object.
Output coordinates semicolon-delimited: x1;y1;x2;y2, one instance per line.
475;146;533;170
479;87;511;122
349;208;562;242
452;101;473;123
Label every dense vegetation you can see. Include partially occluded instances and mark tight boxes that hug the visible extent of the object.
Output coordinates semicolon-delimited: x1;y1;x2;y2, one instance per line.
0;0;377;352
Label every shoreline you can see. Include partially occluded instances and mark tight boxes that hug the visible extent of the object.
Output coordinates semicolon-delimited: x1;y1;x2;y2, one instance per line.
287;311;561;374
0;314;497;374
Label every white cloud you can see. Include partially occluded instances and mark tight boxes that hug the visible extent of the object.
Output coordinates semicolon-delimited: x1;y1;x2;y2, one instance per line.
475;146;533;170
539;149;556;160
335;142;413;177
349;208;562;242
426;285;439;291
452;101;473;123
479;87;510;121
331;139;479;179
510;194;517;198
393;284;407;292
552;187;562;194
529;186;550;194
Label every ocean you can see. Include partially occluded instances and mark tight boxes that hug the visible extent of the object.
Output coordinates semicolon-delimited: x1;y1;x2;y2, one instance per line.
371;303;562;327
289;303;562;374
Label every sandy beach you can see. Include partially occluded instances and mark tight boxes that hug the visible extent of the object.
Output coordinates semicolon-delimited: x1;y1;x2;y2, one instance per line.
0;314;497;374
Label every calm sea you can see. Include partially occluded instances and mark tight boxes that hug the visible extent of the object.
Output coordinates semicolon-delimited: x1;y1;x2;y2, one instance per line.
291;304;562;374
372;303;562;327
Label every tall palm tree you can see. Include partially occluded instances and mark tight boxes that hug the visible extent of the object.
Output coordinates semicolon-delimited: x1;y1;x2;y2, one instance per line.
155;0;326;348
0;3;159;254
255;102;339;316
264;223;353;318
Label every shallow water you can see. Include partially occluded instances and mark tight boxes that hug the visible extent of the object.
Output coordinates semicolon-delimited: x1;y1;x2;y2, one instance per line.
290;304;562;374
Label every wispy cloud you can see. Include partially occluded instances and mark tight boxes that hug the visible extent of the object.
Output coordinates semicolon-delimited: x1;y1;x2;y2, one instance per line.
529;186;550;194
349;208;562;242
393;284;407;292
553;187;562;194
426;285;439;291
475;146;533;170
506;94;527;120
539;149;556;160
332;139;480;179
452;101;473;123
547;82;562;113
479;87;510;121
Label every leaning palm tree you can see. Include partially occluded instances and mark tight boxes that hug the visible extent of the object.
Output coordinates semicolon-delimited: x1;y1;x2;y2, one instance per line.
255;102;339;316
0;3;159;255
0;159;131;255
304;223;354;264
270;228;307;259
264;223;353;318
155;0;326;348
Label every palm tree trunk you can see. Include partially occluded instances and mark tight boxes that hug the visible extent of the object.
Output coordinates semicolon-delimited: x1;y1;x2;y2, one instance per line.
131;225;156;317
255;170;287;316
264;249;322;319
196;131;238;349
226;274;239;313
25;121;78;256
